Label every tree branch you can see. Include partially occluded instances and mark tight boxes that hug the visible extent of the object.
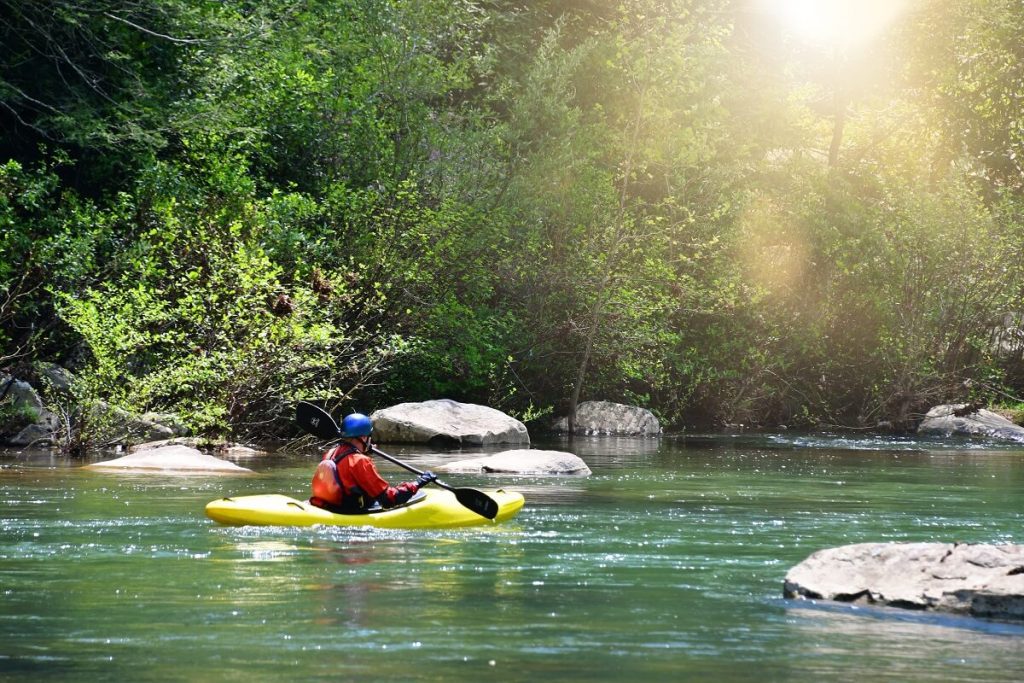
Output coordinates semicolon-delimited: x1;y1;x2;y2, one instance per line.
102;11;205;45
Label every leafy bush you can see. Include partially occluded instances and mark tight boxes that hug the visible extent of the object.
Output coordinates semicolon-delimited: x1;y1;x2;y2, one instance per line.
56;157;397;438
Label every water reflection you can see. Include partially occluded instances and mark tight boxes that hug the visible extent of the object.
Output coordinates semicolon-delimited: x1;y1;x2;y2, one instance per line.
779;601;1024;681
540;435;664;464
211;524;533;638
783;599;1024;637
679;431;1024;453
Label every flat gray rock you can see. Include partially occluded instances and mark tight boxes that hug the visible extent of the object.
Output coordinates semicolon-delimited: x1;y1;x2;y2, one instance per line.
84;445;253;474
784;542;1024;621
371;399;530;447
439;449;591;476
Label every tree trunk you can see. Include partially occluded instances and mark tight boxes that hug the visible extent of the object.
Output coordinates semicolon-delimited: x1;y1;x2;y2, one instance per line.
567;300;603;437
829;95;846;167
567;75;644;437
829;49;847;168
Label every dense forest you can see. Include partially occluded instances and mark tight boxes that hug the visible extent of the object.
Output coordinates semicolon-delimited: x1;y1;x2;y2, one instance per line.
2;0;1023;444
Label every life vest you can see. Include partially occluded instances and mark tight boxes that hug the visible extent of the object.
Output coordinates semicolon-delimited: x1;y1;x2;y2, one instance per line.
310;441;409;513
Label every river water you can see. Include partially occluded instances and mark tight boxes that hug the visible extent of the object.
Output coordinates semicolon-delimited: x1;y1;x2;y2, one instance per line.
2;434;1022;681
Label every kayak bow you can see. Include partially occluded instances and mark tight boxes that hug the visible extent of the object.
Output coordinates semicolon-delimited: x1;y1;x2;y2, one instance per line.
205;488;524;529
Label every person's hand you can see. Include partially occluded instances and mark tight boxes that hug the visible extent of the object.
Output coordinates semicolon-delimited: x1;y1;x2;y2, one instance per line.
415;471;437;488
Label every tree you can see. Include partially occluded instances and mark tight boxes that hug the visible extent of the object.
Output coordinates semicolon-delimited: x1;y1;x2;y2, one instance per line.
898;0;1024;194
495;2;736;427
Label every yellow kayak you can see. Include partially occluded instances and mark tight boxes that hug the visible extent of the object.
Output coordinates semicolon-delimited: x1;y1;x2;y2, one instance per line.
205;488;524;529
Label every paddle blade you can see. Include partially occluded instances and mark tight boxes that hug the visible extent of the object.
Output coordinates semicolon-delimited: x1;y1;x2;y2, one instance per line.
453;488;499;520
295;401;341;440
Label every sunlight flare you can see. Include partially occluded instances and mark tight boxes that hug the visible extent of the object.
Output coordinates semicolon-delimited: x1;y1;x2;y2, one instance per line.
760;0;907;50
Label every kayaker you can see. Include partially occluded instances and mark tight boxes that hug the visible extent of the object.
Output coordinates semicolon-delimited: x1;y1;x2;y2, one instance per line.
309;412;437;513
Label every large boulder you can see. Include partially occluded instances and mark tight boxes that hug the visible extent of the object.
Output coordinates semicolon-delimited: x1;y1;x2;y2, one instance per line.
991;311;1024;357
9;423;56;447
439;449;591;476
917;404;1024;442
83;445;253;473
90;403;179;442
1;369;190;447
1;375;45;412
784;542;1024;621
37;363;76;394
371;400;530;447
551;400;662;436
1;374;59;445
140;412;190;437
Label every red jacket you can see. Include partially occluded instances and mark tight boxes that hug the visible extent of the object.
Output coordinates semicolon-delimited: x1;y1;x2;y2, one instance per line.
310;441;418;512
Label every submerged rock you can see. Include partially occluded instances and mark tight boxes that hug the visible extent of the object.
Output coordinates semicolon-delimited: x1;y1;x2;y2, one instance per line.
551;401;661;436
784;542;1024;621
371;399;529;447
439;449;591;476
84;445;253;474
917;404;1024;442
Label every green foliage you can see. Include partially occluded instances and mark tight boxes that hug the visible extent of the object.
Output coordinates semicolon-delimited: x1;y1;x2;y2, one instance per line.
56;158;397;437
493;2;741;422
898;0;1024;192
4;0;1024;440
0;156;96;362
383;298;516;403
0;0;244;190
851;172;1021;424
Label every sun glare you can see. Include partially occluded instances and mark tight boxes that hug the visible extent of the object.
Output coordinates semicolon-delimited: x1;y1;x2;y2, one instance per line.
761;0;907;50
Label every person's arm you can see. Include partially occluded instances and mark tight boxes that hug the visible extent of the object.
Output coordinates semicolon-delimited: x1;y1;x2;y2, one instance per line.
351;457;431;509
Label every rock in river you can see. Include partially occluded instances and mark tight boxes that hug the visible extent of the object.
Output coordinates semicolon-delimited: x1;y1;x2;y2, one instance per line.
917;404;1024;442
784;542;1024;621
371;399;530;447
439;449;591;476
84;445;253;474
551;400;661;436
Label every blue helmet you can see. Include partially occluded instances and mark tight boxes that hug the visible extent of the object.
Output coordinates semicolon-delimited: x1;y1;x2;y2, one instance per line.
341;413;373;437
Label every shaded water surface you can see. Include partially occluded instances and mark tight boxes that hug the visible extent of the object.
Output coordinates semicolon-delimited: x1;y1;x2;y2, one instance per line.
2;435;1022;681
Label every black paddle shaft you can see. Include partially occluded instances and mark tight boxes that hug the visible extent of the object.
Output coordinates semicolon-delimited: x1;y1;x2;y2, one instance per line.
294;402;499;520
371;446;499;520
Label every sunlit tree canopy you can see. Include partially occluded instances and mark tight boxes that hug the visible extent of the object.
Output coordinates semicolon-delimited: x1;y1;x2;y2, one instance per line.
2;0;1023;441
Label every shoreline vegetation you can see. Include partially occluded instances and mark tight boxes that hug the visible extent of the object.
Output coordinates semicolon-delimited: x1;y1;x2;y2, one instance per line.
2;1;1024;450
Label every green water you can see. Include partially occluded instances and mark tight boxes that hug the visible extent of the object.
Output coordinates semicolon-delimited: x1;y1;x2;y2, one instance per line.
2;435;1022;682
